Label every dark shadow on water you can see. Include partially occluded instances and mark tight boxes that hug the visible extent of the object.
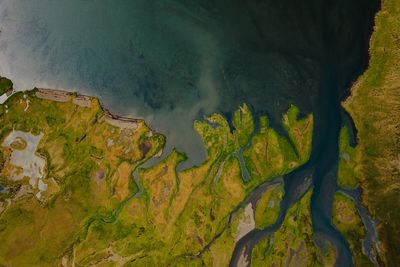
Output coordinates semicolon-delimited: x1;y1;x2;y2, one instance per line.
0;0;380;265
0;0;379;165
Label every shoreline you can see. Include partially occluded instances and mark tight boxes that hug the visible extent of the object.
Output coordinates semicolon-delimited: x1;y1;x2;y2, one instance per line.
0;85;158;133
1;86;165;159
34;88;145;130
34;88;164;159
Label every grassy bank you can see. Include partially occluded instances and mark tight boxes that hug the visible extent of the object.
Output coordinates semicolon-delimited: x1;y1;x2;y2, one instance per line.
0;88;314;266
344;0;400;264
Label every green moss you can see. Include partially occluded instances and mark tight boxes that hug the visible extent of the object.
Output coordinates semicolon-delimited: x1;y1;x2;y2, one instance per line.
233;103;254;148
254;183;284;228
243;116;302;188
251;235;272;265
0;86;319;266
253;190;336;266
72;103;313;265
337;127;359;189
282;104;313;163
332;193;373;267
259;115;269;128
194;112;236;159
343;0;400;264
0;90;160;266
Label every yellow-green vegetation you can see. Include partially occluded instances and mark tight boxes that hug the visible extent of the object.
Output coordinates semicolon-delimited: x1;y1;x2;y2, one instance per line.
202;203;257;267
251;235;272;266
0;90;314;266
233;103;254;148
337;127;359;189
254;183;284;228
282;104;313;163
344;0;400;264
0;77;12;95
332;192;373;267
63;103;313;266
71;121;249;266
244;105;313;188
252;190;336;267
0;90;164;266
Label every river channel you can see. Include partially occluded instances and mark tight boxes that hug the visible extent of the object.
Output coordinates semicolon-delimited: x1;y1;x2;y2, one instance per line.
0;0;380;266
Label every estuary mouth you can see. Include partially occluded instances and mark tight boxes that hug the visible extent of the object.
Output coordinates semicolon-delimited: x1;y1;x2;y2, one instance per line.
0;0;383;266
0;0;379;166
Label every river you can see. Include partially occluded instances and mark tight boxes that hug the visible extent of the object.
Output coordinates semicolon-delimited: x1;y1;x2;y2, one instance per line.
0;0;380;266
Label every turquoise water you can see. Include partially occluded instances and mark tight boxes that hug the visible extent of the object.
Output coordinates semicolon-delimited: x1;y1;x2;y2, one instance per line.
0;0;329;164
0;0;379;266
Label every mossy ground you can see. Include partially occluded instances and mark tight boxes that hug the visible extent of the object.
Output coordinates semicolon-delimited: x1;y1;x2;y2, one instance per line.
244;105;313;189
251;190;336;267
0;90;164;266
344;0;400;264
337;127;359;189
254;183;284;229
0;92;315;266
332;192;373;267
0;81;382;266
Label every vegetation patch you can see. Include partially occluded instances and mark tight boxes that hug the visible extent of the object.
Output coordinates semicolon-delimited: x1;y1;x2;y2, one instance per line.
337;127;359;189
0;77;12;96
0;86;315;266
332;192;374;267
254;183;284;228
252;190;336;267
344;0;400;264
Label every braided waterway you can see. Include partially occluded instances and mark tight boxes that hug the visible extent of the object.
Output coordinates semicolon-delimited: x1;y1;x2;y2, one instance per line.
0;0;380;266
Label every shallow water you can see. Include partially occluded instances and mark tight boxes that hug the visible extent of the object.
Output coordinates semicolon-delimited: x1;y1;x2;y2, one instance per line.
0;0;379;266
1;130;45;187
0;0;372;165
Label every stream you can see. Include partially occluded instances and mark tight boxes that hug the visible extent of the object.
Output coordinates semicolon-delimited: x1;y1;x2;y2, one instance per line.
0;0;381;266
339;187;379;265
229;1;381;263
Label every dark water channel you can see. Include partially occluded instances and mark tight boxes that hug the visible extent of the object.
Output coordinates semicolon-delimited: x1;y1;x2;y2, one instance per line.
0;0;380;266
229;0;380;265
